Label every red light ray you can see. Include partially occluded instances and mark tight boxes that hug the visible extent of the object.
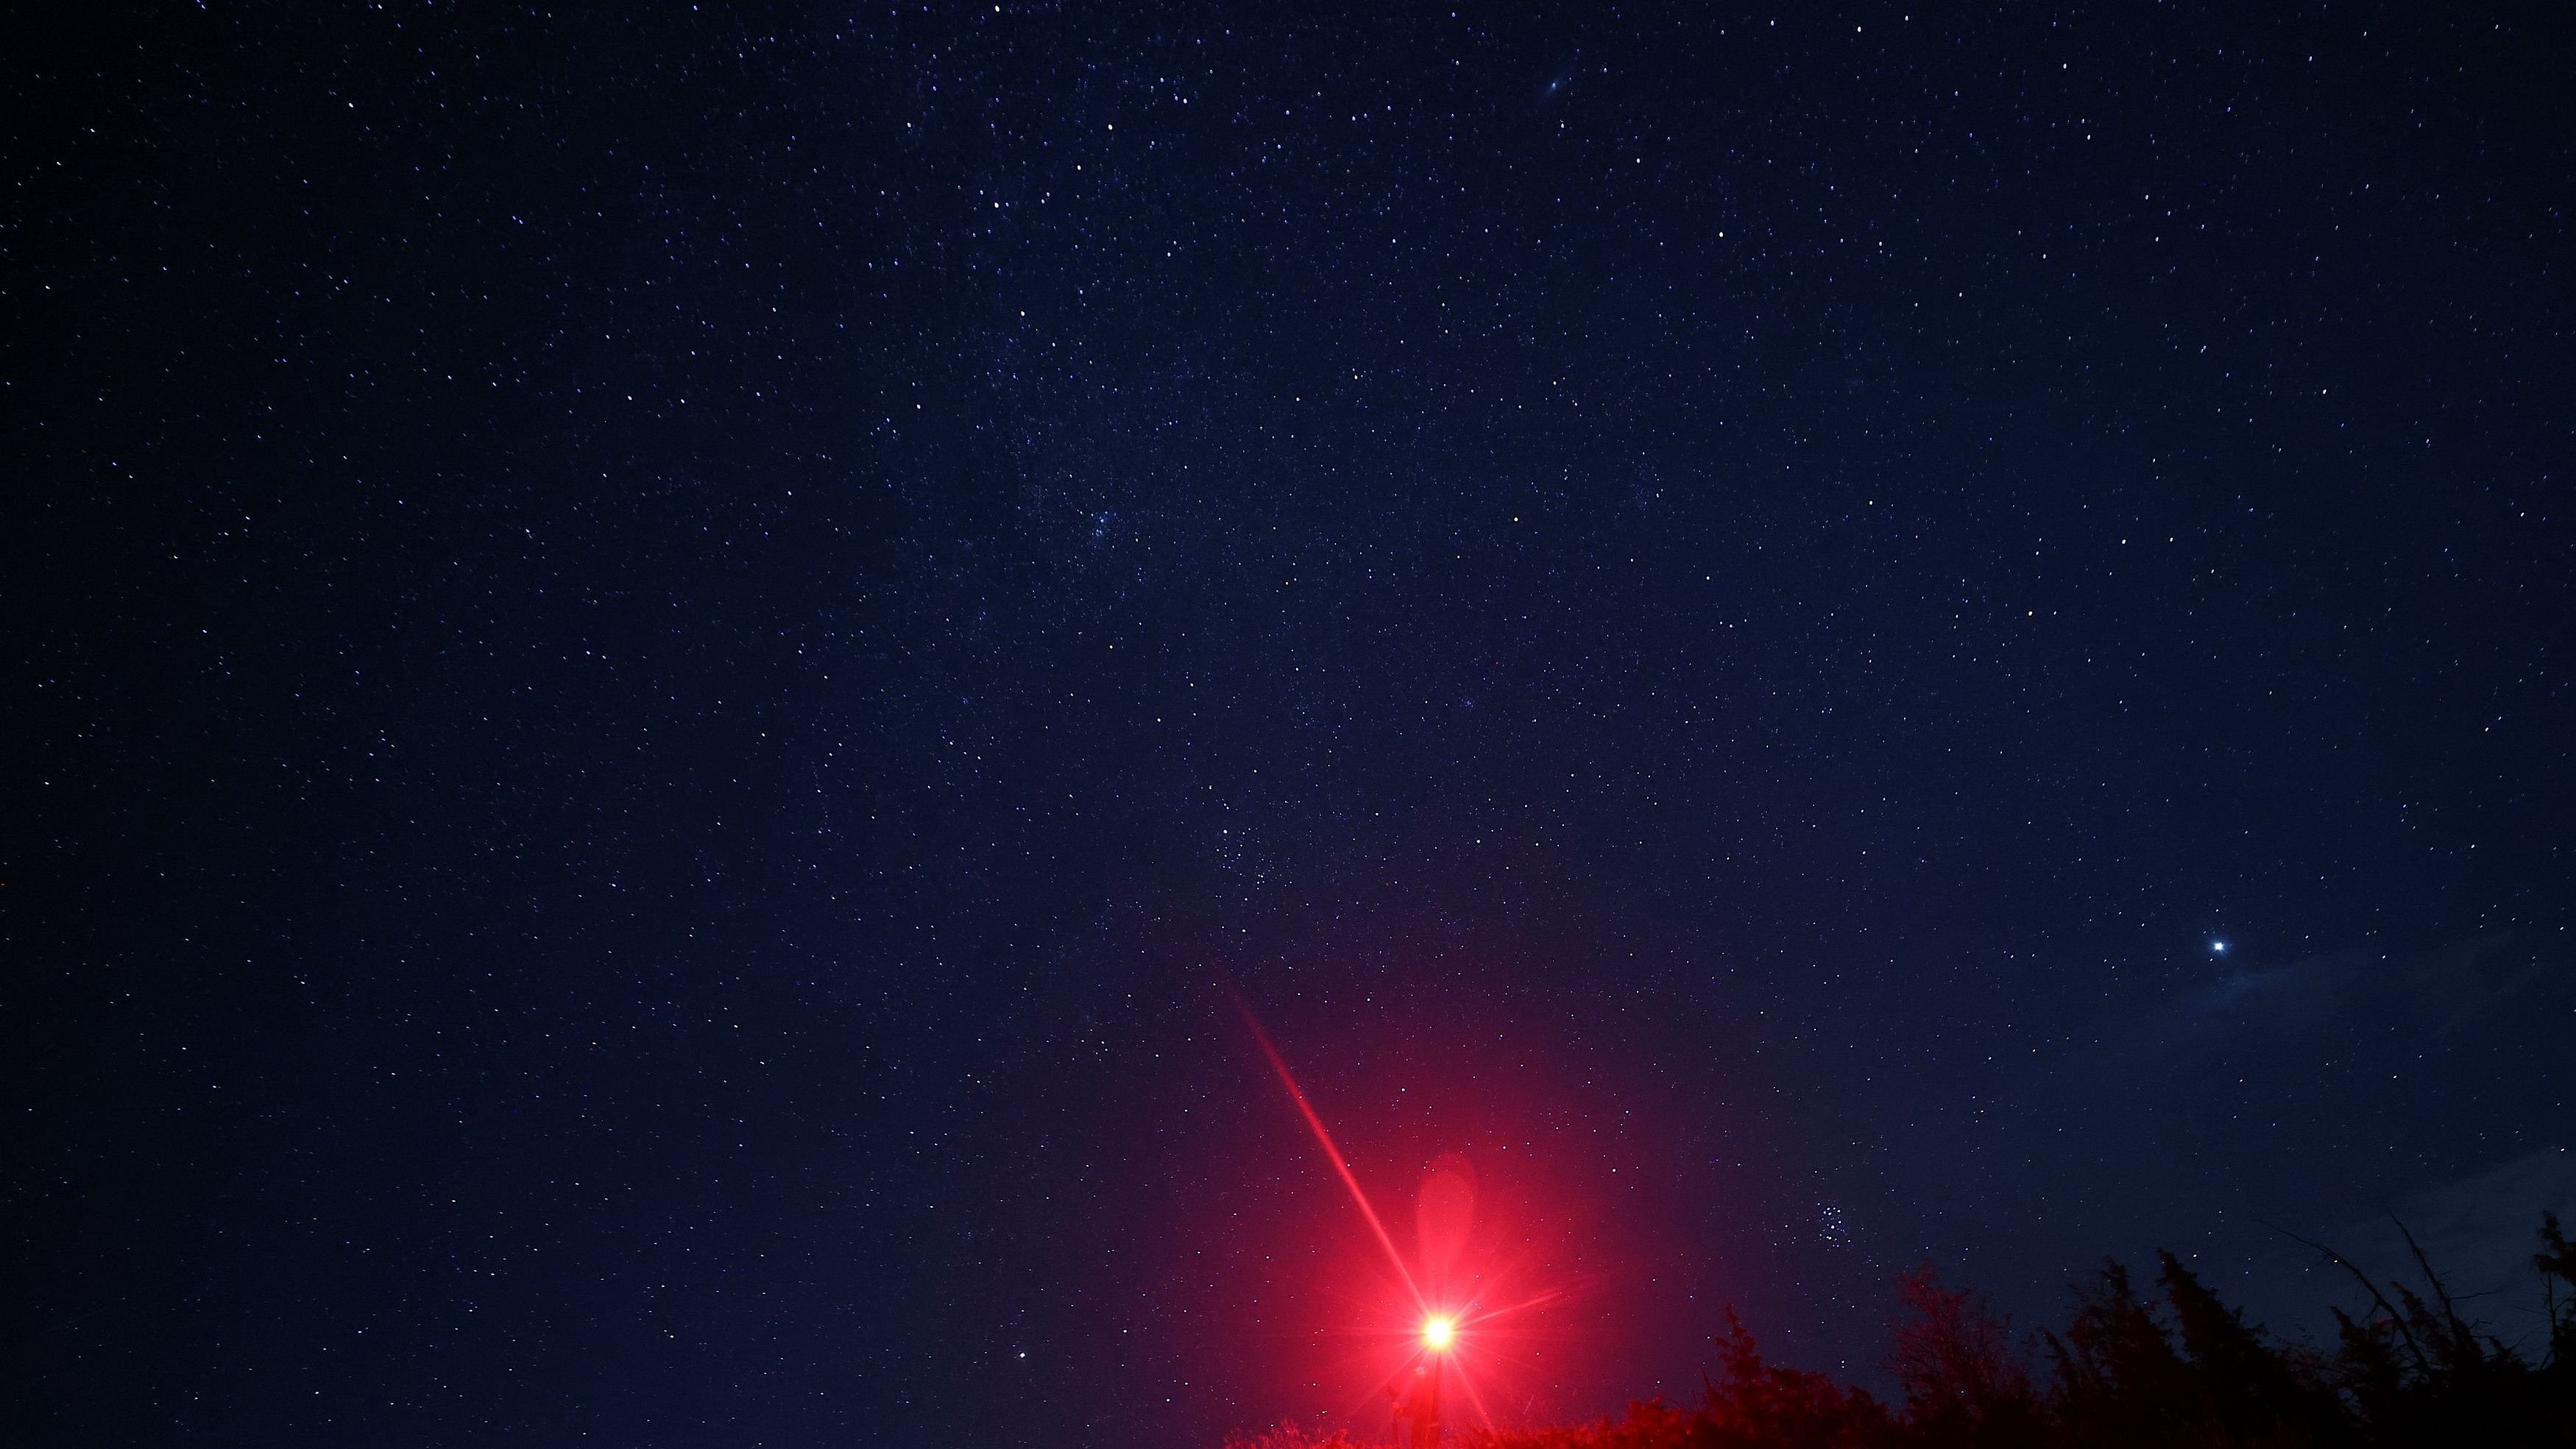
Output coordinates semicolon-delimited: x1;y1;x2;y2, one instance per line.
1454;1358;1498;1431
1457;1276;1588;1328
1234;998;1425;1314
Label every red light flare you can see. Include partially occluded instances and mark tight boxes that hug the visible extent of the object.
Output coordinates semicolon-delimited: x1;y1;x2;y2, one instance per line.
1234;998;1425;1314
1234;996;1594;1437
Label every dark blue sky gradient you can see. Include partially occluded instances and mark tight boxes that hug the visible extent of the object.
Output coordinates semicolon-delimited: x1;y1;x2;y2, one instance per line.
7;3;2572;1445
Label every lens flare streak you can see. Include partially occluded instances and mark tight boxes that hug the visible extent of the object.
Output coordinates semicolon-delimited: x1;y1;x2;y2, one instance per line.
1235;999;1425;1312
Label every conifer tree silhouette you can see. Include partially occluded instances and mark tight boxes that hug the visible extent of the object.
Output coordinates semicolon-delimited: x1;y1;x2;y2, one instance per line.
1227;1214;2576;1449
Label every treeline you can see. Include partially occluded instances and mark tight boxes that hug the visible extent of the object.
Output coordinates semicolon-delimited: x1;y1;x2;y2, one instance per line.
1233;1213;2576;1449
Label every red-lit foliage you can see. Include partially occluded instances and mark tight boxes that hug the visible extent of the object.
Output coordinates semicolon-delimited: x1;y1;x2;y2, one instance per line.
1889;1266;2041;1449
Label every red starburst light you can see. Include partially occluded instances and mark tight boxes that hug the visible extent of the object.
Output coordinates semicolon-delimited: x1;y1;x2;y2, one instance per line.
1236;999;1587;1440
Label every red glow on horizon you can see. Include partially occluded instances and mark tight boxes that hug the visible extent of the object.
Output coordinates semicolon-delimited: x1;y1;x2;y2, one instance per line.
1234;995;1602;1438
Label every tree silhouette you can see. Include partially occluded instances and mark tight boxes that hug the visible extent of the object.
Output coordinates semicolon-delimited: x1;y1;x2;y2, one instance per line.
1291;1213;2576;1449
1889;1264;2043;1449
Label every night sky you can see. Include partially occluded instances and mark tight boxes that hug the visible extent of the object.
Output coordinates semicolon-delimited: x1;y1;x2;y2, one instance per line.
9;3;2575;1445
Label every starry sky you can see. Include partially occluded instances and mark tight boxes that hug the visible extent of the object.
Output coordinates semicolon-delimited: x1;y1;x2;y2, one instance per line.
7;3;2574;1445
